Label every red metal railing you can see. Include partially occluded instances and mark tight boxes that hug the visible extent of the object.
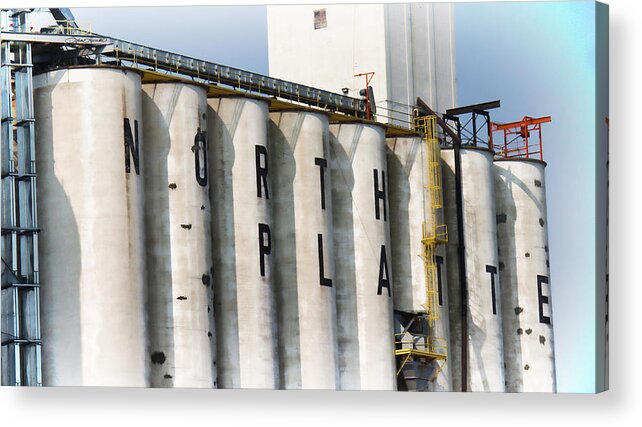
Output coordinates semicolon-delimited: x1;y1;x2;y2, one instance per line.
490;116;551;160
354;71;375;120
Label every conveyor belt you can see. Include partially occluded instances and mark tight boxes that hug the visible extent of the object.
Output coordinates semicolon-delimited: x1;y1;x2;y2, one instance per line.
96;34;366;116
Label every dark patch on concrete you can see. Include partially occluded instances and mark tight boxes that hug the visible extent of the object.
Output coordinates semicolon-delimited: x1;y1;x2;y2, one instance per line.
164;374;172;379
202;273;211;287
208;331;212;338
202;113;206;119
180;224;192;230
168;183;177;190
208;305;211;313
539;335;546;345
524;364;530;371
546;260;550;268
177;295;187;301
544;245;549;253
539;218;545;227
514;307;524;315
151;351;166;365
496;213;507;224
499;261;505;271
517;328;523;335
525;252;530;258
534;179;542;187
525;328;533;335
201;205;205;210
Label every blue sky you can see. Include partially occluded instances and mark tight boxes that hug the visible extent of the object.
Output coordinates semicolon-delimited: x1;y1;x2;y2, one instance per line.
71;1;598;393
454;1;597;393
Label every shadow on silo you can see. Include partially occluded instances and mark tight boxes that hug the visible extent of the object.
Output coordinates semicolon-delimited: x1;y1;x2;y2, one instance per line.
141;87;175;388
268;117;300;389
469;311;492;391
494;165;530;391
206;100;239;389
328;128;359;387
34;91;82;385
385;142;414;310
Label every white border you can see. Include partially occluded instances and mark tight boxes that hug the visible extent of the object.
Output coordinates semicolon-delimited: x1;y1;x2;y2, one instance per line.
1;1;640;425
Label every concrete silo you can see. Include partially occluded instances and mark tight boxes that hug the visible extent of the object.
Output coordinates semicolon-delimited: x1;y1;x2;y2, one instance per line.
330;122;396;391
387;137;426;313
491;116;555;392
386;135;450;392
142;82;216;388
494;159;556;392
207;97;278;389
269;110;338;390
441;146;505;392
34;67;148;386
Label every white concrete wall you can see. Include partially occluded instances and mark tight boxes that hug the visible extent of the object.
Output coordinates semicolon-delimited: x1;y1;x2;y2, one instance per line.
495;159;556;392
142;83;216;388
34;67;148;387
441;148;505;392
386;137;427;312
207;97;278;389
384;3;457;122
410;2;458;114
330;122;396;391
270;111;338;390
268;4;389;104
267;3;457;126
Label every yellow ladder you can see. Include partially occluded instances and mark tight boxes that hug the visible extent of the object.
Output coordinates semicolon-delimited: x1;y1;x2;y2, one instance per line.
415;115;448;324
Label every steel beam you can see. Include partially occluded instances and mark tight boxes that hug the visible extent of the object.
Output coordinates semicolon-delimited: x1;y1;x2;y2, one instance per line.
446;100;501;116
0;31;110;46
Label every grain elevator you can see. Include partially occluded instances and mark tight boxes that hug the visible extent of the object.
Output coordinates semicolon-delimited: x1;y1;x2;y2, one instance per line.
1;5;555;392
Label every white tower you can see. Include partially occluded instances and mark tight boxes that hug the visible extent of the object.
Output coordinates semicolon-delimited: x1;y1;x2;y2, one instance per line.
267;3;457;124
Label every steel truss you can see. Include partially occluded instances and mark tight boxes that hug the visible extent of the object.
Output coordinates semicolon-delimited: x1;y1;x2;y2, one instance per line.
1;9;42;386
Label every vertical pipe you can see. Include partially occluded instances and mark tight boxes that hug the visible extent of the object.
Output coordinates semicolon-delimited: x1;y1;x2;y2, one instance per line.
525;124;530;159
452;126;469;392
472;112;477;147
13;290;21;385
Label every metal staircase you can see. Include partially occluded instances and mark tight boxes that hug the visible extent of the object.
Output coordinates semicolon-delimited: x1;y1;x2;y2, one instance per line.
394;115;449;391
394;311;447;391
415;115;448;323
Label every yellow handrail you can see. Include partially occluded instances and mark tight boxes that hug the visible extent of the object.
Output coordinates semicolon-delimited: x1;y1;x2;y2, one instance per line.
394;332;448;358
414;115;448;323
54;20;93;36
